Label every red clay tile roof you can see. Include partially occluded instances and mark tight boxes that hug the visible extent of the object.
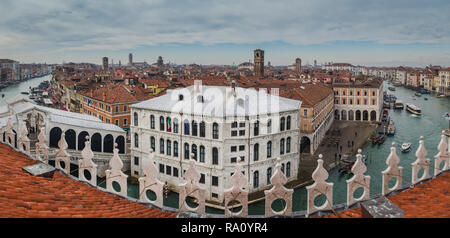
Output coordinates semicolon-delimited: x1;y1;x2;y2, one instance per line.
0;144;176;218
319;171;450;218
279;84;333;107
79;82;155;104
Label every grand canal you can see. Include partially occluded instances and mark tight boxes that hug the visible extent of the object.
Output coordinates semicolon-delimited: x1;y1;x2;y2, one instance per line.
0;75;51;106
2;76;449;215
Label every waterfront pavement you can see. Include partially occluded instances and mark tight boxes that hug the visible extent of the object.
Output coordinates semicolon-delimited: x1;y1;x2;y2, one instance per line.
294;121;378;188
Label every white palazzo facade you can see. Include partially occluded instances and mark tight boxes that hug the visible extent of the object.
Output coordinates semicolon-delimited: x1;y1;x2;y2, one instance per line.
130;82;302;202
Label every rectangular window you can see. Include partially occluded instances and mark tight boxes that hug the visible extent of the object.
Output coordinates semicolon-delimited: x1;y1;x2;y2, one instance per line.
166;165;172;175
134;157;139;166
231;157;237;163
212;176;218;186
303;109;307;116
124;118;128;125
231;146;237;152
239;122;245;127
124;105;127;112
240;156;245;162
115;120;119;126
115;106;119;112
231;131;237;137
212;193;218;198
231;121;238;128
239;145;245;151
239;130;245;136
159;164;165;173
199;173;205;184
173;168;179;177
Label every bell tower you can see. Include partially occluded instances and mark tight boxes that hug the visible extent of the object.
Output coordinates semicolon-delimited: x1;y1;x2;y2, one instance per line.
254;49;264;77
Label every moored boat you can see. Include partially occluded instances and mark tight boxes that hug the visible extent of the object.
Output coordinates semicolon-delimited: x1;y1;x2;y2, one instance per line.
437;94;446;98
387;121;395;136
406;104;422;115
388;87;396;91
394;100;404;109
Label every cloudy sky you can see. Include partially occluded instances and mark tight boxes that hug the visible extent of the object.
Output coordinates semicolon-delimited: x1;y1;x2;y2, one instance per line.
1;0;449;67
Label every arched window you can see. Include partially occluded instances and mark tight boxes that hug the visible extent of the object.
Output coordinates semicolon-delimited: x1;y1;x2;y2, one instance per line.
191;144;197;161
150;136;155;152
267;119;272;134
166;117;171;132
184;120;190;135
200;146;205;163
159;116;164;131
280;117;285;131
253;171;259;188
280;138;285;155
173;118;179;133
173;141;179;157
212;147;219;165
281;163;285;174
134;112;139;126
286;116;291;130
150;115;155;129
192;120;198;136
253;143;259;161
212;123;219;139
267;141;272;158
134;133;139;148
286;162;291;178
160;139;164;154
167;140;171;156
267;167;272;185
254;120;259;136
199;121;205;137
184;143;189;159
286;137;291;153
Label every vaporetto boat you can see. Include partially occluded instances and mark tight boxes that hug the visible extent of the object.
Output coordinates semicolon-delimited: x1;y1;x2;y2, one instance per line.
406;104;422;115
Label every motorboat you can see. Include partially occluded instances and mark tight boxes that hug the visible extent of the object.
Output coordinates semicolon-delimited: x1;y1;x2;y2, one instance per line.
406;104;422;115
401;143;411;153
388;87;396;91
387;121;395;136
415;92;422;97
437;94;446;98
394;100;404;109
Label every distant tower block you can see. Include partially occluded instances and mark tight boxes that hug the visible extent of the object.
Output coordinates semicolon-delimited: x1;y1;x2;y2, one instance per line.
129;53;133;66
314;60;317;68
102;57;109;70
254;49;264;77
157;56;163;67
295;58;302;72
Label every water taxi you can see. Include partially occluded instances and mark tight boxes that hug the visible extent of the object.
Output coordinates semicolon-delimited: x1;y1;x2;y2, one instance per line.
414;92;422;97
401;143;411;153
388;87;396;91
394;100;404;109
406;104;422;115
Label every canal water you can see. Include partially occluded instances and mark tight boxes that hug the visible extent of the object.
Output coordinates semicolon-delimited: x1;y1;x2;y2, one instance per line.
0;75;51;106
3;76;449;215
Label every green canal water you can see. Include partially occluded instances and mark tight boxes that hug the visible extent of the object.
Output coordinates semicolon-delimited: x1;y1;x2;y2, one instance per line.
4;77;449;215
0;75;52;106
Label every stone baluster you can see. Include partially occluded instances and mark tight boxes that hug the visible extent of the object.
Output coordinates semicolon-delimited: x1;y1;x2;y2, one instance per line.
381;142;403;195
264;158;293;217
224;163;248;218
35;127;49;163
411;136;430;185
139;149;164;208
105;143;128;197
5;118;15;148
17;123;31;155
346;149;371;207
55;132;71;174
178;159;205;215
306;154;333;216
434;131;449;175
78;136;98;186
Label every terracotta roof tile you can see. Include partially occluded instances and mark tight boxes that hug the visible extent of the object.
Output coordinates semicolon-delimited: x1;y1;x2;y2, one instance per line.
0;144;176;218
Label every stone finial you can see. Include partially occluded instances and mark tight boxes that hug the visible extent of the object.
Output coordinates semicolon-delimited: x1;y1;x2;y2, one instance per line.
346;149;371;207
139;150;164;207
224;164;248;218
35;127;49;163
306;154;334;216
55;132;71;174
79;137;97;186
17;123;31;155
105;143;128;197
5;117;15;148
411;136;430;184
381;142;403;195
264;158;293;217
433;131;449;175
178;160;205;215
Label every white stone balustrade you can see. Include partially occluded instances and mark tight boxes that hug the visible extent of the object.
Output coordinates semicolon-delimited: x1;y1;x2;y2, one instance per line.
5;118;15;148
17;123;30;155
306;154;333;216
264;158;293;217
434;131;449;175
346;149;371;207
78;136;98;186
35;127;49;163
178;159;206;215
55;132;71;174
382;142;403;195
224;164;248;218
139;150;164;208
105;143;128;197
411;136;430;185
